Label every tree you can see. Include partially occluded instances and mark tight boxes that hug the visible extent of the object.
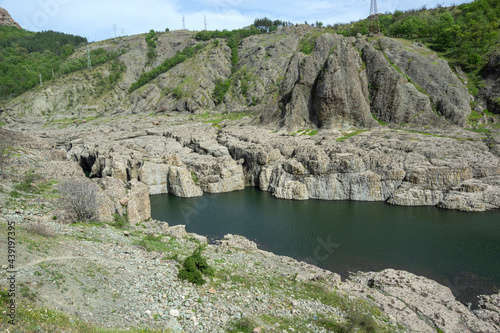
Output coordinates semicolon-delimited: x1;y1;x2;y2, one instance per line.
57;178;103;222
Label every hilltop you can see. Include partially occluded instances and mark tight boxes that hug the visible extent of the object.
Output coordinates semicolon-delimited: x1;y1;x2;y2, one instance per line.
0;7;21;29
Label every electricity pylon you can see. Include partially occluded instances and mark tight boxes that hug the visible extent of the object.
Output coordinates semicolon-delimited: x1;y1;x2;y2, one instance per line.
370;0;380;35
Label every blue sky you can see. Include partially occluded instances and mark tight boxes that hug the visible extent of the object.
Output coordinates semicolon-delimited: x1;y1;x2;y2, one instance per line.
2;0;472;42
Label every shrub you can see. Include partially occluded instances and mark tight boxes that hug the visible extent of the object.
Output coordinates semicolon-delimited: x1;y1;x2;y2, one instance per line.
212;78;232;105
26;221;54;237
14;170;39;192
178;246;214;285
113;213;129;229
57;178;102;223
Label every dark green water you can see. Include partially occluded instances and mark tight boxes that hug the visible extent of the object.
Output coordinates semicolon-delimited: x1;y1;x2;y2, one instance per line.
151;187;500;305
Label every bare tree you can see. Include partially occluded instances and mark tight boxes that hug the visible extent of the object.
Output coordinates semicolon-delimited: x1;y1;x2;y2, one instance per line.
57;178;102;223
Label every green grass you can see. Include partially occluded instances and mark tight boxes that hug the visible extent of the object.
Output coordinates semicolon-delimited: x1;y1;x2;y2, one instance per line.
466;128;492;134
468;110;483;121
191;171;199;184
306;129;318;136
227;316;259;333
112;213;129;229
133;234;169;253
336;129;369;142
193;111;256;127
0;122;6;127
372;114;387;126
290;129;319;136
297;283;389;333
0;299;167;332
45;116;100;129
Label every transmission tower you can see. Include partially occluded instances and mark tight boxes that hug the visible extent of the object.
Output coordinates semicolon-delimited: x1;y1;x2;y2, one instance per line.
204;15;208;30
369;0;380;35
113;23;117;38
182;16;186;30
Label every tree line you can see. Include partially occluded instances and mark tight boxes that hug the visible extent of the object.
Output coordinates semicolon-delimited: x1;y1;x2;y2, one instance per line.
0;26;88;101
331;0;499;70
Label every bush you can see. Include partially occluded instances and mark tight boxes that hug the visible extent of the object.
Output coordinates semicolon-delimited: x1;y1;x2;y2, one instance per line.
57;178;102;223
113;213;129;229
14;170;39;192
178;246;214;285
212;79;232;105
26;221;54;237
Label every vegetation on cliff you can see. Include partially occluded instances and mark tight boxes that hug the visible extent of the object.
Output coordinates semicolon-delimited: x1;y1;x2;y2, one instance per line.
0;26;125;102
0;27;85;99
128;43;207;93
331;0;499;91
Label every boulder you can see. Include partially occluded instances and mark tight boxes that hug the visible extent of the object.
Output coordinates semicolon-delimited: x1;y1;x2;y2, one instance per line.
167;166;203;198
126;180;151;224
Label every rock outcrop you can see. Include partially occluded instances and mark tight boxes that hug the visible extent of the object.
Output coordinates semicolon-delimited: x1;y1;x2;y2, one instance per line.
0;7;21;29
345;269;499;333
23;114;495;212
377;38;473;126
3;27;477;132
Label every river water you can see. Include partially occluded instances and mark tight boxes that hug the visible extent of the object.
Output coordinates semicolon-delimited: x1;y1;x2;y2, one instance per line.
151;187;500;305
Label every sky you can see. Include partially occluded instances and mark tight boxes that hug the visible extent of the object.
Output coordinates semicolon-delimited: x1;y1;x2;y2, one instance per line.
2;0;472;42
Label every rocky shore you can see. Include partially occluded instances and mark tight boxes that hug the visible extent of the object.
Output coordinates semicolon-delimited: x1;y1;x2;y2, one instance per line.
0;116;499;332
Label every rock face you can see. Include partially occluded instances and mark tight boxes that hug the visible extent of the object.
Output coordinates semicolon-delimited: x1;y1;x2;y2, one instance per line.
480;51;500;115
4;27;475;131
218;125;500;211
377;38;472;126
36;115;492;212
345;269;500;333
0;7;21;29
126;180;151;224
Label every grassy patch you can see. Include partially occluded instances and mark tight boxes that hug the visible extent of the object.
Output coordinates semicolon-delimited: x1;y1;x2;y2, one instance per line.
133;234;168;253
227;316;259;333
299;283;389;333
336;129;369;142
372;114;387;126
0;300;166;332
190;171;199;185
212;78;232;105
45;116;100;129
290;129;319;136
112;213;129;229
466;128;492;134
193;111;256;127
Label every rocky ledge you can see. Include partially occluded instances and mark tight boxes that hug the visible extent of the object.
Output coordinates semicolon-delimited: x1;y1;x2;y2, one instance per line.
6;112;498;212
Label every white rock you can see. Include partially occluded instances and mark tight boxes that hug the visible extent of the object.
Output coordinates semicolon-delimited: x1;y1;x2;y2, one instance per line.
169;309;180;317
